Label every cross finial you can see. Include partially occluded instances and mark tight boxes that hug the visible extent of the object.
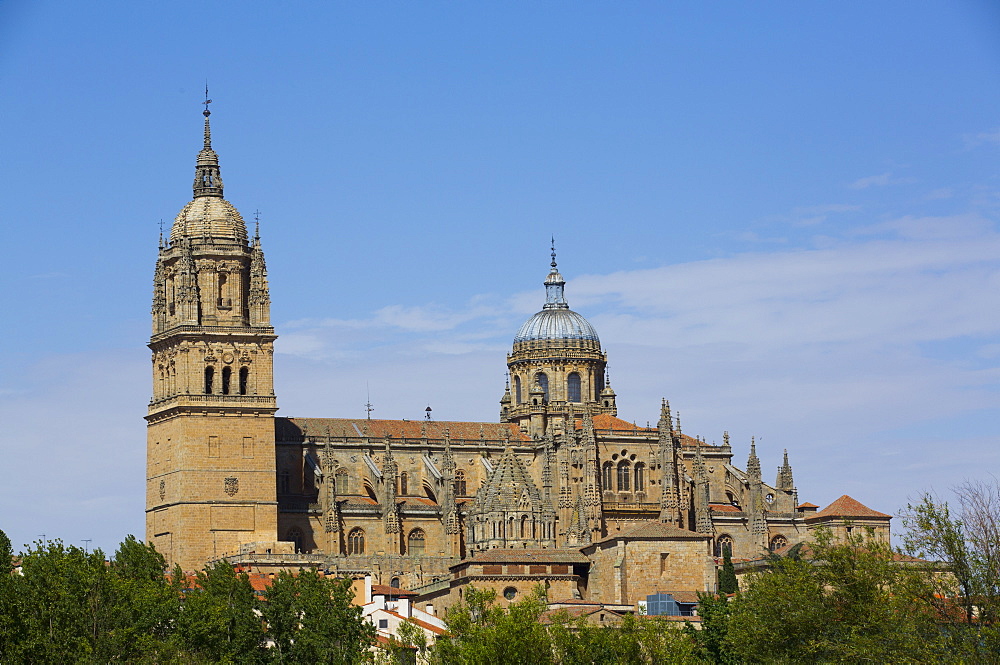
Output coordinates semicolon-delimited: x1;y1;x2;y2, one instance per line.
203;84;212;117
550;236;557;269
254;209;261;238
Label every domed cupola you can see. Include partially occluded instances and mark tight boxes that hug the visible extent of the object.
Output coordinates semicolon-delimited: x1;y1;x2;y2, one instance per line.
168;95;248;247
501;243;617;435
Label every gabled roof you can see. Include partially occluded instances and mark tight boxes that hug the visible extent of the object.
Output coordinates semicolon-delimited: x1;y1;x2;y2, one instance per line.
812;495;890;519
279;417;531;443
596;520;710;544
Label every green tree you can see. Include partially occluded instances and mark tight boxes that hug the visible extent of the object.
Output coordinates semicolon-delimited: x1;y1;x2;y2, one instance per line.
902;481;1000;657
685;593;735;664
97;535;180;662
261;568;375;664
8;539;113;663
717;547;738;595
431;586;552;665
723;528;948;664
172;560;265;663
0;529;20;662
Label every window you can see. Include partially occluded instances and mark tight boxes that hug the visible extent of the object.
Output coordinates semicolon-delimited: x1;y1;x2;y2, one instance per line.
399;472;408;496
602;462;613;490
221;366;231;395
348;528;365;555
378;619;388;629
390;577;400;590
287;527;303;553
407;529;426;556
204;366;214;394
454;469;467;496
716;535;734;557
617;460;631;492
634;462;646;490
514;376;521;405
535;372;549;401
567;372;581;402
278;470;290;494
238;366;249;395
769;535;788;552
335;468;349;494
503;587;517;600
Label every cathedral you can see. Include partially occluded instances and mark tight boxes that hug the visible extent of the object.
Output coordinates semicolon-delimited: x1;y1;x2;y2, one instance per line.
146;107;890;609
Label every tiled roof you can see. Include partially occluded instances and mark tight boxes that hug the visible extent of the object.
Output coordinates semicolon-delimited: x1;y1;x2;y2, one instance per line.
463;548;590;564
709;503;742;513
572;415;706;448
279;417;530;443
372;584;418;597
813;495;890;519
798;502;819;509
382;611;447;635
597;520;709;543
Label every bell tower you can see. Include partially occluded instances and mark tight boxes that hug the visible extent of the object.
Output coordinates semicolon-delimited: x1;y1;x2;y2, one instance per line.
146;99;278;570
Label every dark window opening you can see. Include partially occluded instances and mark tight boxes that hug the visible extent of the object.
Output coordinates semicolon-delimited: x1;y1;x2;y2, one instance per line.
407;529;426;556
567;372;581;402
348;528;365;555
238;366;249;395
617;460;631;492
536;372;549;401
454;469;467;496
221;366;231;395
204;366;214;394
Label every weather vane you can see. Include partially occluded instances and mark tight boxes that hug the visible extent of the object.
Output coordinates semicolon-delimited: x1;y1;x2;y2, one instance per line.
203;83;212;117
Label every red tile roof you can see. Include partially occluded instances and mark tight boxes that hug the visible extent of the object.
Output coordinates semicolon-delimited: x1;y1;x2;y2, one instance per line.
463;548;590;564
798;502;819;509
281;417;531;443
372;584;418;597
813;495;890;519
597;520;709;543
709;503;742;513
382;611;447;635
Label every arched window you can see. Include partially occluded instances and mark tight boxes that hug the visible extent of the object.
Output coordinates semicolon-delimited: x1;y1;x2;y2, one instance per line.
335;468;349;494
716;534;734;557
514;376;522;405
399;472;408;496
238;367;249;395
287;527;303;553
221;366;232;395
217;272;228;306
617;460;631;491
407;529;426;556
204;366;214;394
348;528;365;555
769;535;788;552
520;515;529;539
390;576;401;590
634;462;646;490
567;372;581;402
602;462;613;490
454;469;467;496
535;372;549;401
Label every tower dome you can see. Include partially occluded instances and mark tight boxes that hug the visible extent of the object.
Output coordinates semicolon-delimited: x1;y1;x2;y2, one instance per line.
502;243;616;434
512;246;599;344
168;102;248;246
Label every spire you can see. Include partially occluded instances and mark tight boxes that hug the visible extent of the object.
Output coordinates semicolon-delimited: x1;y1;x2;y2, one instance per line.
777;448;795;491
193;87;224;198
249;210;271;326
747;436;761;479
543;238;569;310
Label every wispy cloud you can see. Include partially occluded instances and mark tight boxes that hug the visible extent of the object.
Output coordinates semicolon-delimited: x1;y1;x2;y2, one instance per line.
849;172;916;190
963;129;1000;150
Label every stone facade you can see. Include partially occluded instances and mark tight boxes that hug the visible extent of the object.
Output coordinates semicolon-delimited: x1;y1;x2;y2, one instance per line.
146;108;890;607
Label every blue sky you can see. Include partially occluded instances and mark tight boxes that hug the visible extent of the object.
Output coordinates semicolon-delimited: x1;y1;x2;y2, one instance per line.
1;1;999;554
